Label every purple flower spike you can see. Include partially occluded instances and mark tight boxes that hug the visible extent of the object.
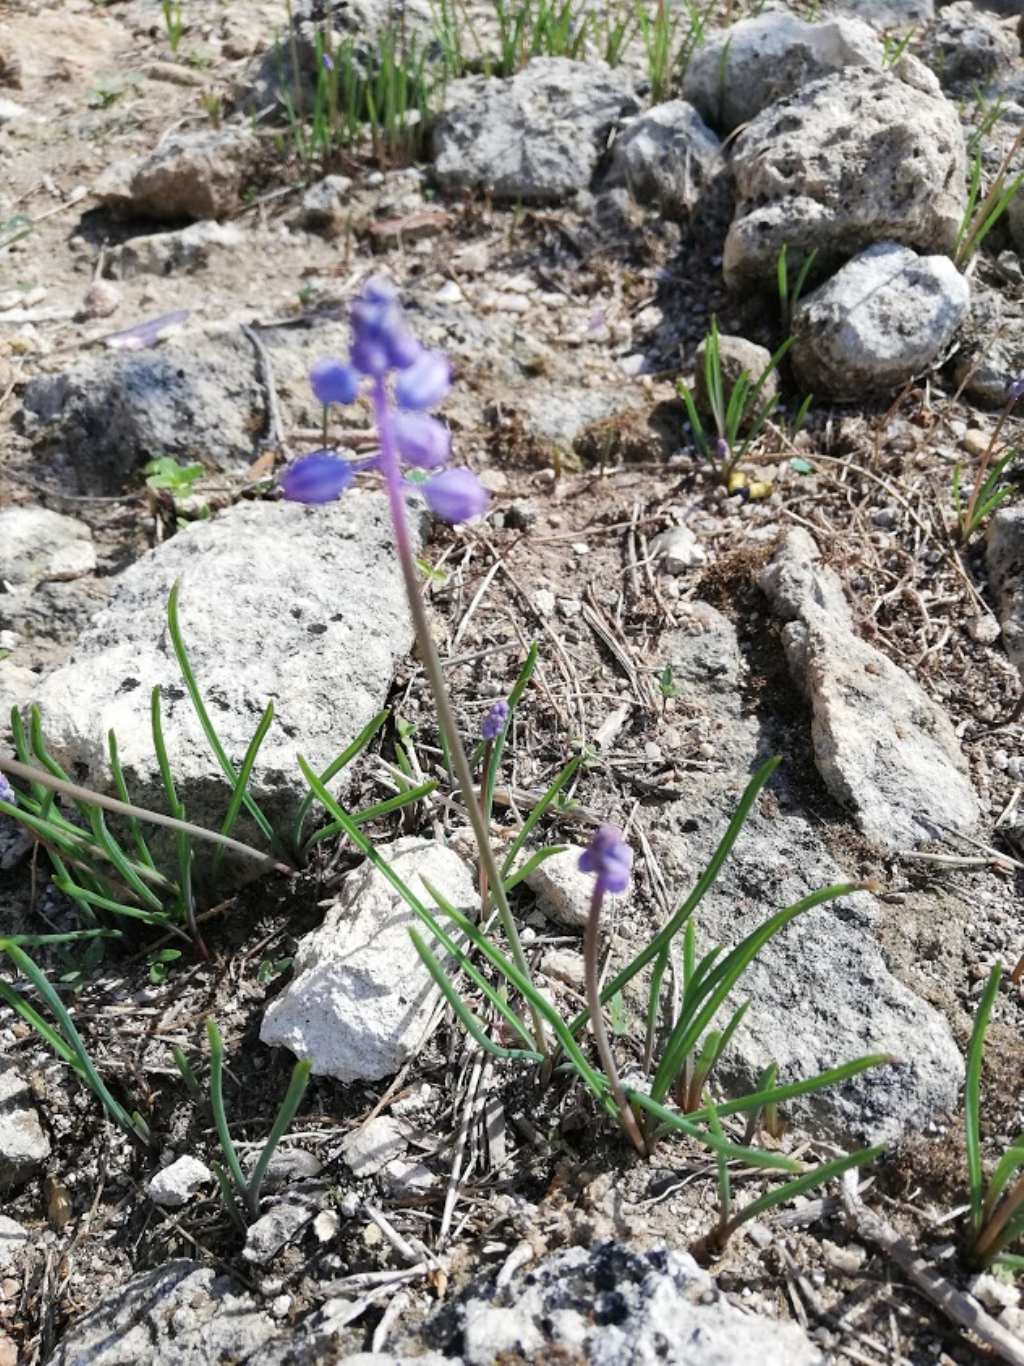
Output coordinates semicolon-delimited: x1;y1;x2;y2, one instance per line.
393;411;450;468
421;467;489;524
481;700;509;741
279;451;355;505
0;771;14;805
322;51;334;72
396;350;450;411
310;357;360;407
579;824;632;895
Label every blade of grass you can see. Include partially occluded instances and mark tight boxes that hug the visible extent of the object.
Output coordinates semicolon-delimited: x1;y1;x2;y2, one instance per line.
967;963;1002;1233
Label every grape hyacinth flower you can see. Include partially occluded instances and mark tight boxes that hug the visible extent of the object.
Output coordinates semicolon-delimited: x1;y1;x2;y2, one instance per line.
0;770;14;806
481;700;509;742
280;279;543;1050
580;823;645;1153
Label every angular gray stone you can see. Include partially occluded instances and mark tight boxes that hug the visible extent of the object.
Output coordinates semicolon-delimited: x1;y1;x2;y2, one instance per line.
684;12;883;134
988;505;1024;680
758;529;979;850
0;507;95;586
433;57;639;202
791;243;970;400
605;99;722;217
33;495;421;835
438;1243;822;1366
106;221;243;279
94;127;260;222
921;1;1018;91
647;603;964;1143
260;839;476;1081
724;69;966;290
341;1115;406;1177
22;331;266;493
293;175;353;238
0;1063;50;1188
44;1259;280;1365
951;283;1024;406
242;1203;310;1265
147;1155;212;1208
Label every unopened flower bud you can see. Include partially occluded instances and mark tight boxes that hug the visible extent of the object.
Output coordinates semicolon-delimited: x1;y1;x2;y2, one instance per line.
393;411;450;468
396;350;450;411
579;824;632;895
421;467;488;524
279;451;355;504
310;357;360;407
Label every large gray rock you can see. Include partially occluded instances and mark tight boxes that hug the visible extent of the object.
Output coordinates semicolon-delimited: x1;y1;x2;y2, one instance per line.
724;68;966;290
22;331;266;493
432;57;639;202
921;1;1018;91
260;839;476;1081
758;530;979;851
791;243;970;399
827;0;934;25
605;99;722;217
647;602;964;1145
683;12;883;135
0;507;95;586
44;1260;280;1365
33;495;422;837
428;1243;822;1365
94;127;260;221
0;1063;49;1188
988;505;1024;680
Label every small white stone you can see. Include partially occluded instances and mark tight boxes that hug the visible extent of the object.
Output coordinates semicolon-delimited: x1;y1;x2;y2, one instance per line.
652;525;707;573
147;1155;212;1208
434;280;464;304
0;1217;29;1271
968;614;1001;645
533;588;556;617
313;1210;339;1243
971;1272;1020;1313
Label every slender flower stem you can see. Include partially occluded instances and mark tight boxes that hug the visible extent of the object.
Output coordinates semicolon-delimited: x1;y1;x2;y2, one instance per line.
584;883;648;1156
371;379;547;1055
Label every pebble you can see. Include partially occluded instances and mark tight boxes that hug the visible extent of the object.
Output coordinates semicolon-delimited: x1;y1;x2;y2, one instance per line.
340;1116;406;1177
540;948;586;990
963;429;991;457
533;588;556;616
147;1155;212;1208
434;280;464;304
968;614;1002;645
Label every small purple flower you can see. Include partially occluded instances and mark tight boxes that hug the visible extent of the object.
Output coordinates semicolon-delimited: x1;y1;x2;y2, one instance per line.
1007;375;1024;406
714;436;730;463
481;700;509;741
0;771;14;805
396;350;450;411
279;451;355;504
310;357;360;407
579;825;632;895
421;467;489;524
322;51;334;73
393;411;450;468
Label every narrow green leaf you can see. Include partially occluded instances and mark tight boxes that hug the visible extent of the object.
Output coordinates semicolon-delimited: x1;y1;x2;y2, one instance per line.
967;964;1002;1232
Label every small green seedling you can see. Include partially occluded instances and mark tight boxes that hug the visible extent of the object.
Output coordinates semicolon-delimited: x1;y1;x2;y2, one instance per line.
161;0;185;53
144;456;205;498
963;964;1024;1272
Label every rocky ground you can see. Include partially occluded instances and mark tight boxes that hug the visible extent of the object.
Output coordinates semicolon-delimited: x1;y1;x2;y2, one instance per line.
2;0;1024;1361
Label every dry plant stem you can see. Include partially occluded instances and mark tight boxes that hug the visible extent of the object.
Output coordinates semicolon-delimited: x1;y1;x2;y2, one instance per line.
975;1172;1024;1263
372;380;546;1055
584;883;648;1156
0;756;290;875
842;1177;1024;1366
